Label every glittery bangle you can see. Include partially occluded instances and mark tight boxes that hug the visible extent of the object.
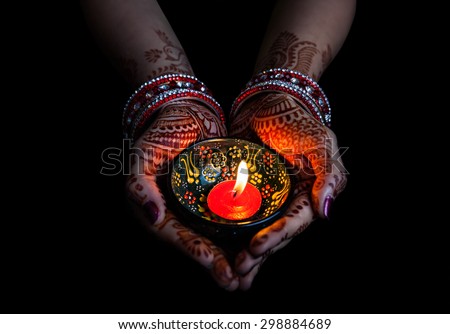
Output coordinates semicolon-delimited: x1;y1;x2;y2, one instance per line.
123;73;225;141
231;68;331;127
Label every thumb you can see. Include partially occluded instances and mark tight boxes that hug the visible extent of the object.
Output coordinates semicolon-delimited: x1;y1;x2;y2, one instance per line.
309;131;347;219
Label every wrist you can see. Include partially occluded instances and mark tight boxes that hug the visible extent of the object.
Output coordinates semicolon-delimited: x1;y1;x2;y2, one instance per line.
122;73;225;142
231;68;331;127
254;31;333;81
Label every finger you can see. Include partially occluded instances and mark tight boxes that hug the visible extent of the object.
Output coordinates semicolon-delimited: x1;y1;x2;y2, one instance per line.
239;261;259;291
130;201;238;290
209;248;240;292
235;249;261;277
235;181;315;287
248;182;314;257
235;215;306;277
237;239;291;291
127;154;167;226
309;130;347;219
159;214;239;291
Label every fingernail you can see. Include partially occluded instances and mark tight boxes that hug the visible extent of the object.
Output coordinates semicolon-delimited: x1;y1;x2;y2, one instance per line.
250;234;268;249
143;201;159;225
323;196;334;220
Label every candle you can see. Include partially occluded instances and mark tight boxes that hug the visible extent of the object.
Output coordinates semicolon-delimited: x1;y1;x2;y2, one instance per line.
170;138;293;238
207;161;262;220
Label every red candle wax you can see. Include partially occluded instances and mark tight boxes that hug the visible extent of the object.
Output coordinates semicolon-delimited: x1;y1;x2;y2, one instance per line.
207;180;262;220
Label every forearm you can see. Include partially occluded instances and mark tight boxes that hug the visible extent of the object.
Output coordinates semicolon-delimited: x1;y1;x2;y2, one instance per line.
255;0;356;79
80;0;193;87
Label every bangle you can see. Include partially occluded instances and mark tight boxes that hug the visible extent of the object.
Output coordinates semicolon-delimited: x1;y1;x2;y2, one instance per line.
231;68;331;127
122;74;225;141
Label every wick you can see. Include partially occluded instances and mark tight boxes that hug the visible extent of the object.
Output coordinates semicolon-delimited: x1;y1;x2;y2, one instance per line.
232;190;237;199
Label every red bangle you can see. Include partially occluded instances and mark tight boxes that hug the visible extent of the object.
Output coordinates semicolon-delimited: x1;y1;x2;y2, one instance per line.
123;74;225;141
231;68;331;127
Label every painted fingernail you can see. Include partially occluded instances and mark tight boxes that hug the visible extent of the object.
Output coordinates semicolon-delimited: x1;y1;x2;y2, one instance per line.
323;196;334;220
143;201;159;225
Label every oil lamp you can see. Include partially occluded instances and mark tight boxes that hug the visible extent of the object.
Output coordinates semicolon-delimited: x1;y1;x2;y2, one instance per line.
168;138;293;240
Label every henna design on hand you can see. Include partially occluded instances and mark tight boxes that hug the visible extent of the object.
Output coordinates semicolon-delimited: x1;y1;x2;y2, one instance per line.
232;93;327;165
126;100;237;289
172;221;215;259
251;218;287;249
231;93;346;214
159;214;237;289
256;31;319;75
257;32;334;80
137;100;226;175
127;99;226;223
144;30;193;77
248;181;313;256
234;179;315;287
320;43;333;78
209;248;238;289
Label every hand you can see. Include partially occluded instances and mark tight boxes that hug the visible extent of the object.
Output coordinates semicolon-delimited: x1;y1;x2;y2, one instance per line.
230;93;347;290
126;99;239;291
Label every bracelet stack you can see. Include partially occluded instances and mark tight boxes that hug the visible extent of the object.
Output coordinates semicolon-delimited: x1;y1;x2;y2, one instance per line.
230;68;331;127
123;73;225;142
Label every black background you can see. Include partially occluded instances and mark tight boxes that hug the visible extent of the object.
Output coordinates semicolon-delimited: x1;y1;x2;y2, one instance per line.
3;1;448;314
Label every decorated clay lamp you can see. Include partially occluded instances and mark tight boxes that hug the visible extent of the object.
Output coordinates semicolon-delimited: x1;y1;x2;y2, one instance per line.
169;138;293;239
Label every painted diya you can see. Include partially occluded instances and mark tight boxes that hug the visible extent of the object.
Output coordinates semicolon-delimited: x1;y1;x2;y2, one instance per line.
168;138;293;239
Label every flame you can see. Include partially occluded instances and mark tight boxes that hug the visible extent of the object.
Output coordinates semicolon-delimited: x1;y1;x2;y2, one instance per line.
233;161;249;198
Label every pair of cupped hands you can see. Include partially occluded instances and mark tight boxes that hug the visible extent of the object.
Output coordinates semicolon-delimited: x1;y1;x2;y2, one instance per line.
126;92;347;291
